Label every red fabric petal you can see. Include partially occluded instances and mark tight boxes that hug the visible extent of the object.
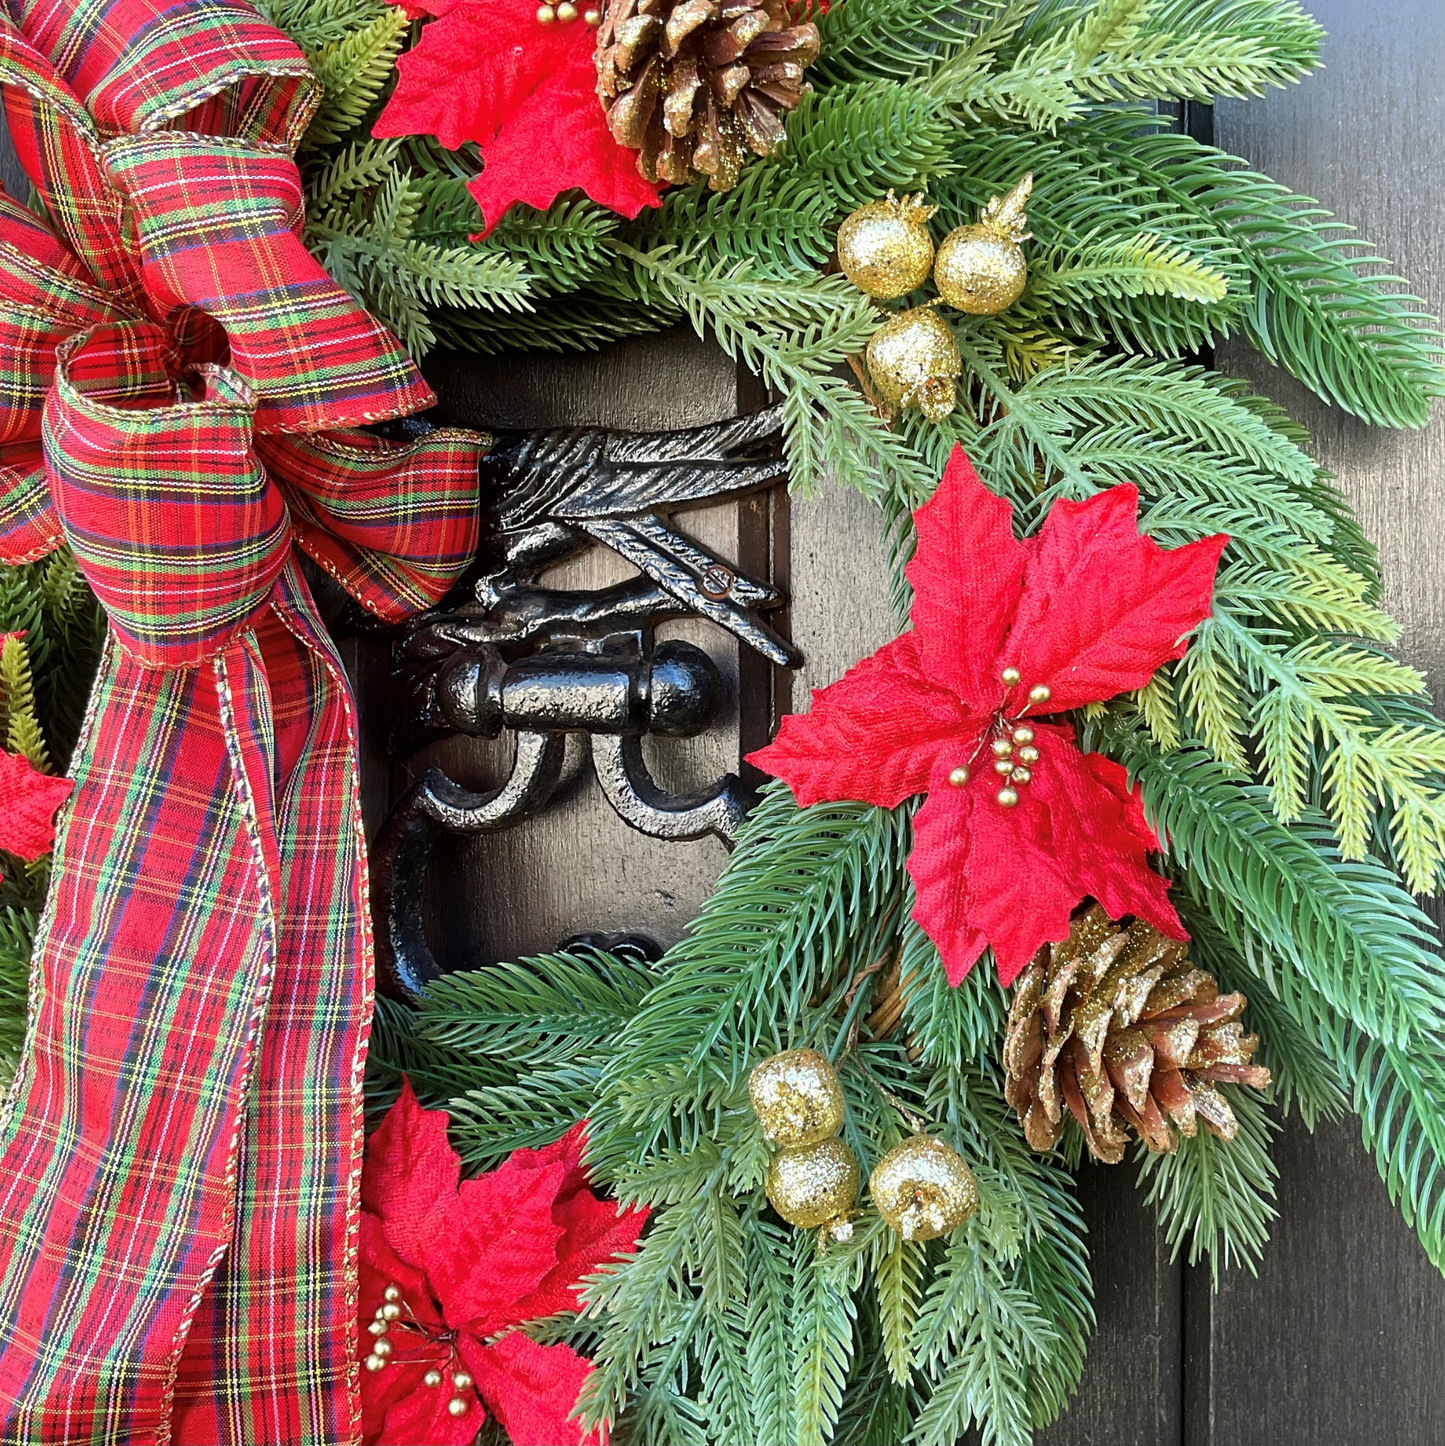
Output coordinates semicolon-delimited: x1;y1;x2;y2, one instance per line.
373;0;661;234
510;1124;650;1321
747;632;983;808
429;1148;570;1338
1037;744;1185;949
361;1079;460;1274
907;749;1078;987
464;58;663;235
1002;486;1227;713
0;751;71;861
361;1092;647;1423
465;1331;602;1446
368;1377;482;1446
358;1215;454;1445
907;726;1181;985
905;446;1027;714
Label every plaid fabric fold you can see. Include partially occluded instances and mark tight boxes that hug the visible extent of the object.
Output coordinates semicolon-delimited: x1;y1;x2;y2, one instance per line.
101;135;435;433
0;1;484;1440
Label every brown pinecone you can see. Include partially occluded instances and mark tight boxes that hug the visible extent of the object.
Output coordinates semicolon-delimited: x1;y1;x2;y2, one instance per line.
1002;906;1271;1163
595;0;819;190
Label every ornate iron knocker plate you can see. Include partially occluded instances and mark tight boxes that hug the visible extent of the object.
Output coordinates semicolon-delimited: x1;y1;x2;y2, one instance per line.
370;403;798;995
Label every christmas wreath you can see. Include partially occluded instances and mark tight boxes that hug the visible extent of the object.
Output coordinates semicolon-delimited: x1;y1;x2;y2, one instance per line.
0;0;1440;1443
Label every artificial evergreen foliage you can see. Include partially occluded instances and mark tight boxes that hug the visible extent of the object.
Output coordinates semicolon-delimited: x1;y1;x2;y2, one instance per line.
0;0;1437;1440
314;1;1445;1441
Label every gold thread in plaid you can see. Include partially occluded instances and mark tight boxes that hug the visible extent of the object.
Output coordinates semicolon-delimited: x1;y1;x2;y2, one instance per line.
0;0;484;1440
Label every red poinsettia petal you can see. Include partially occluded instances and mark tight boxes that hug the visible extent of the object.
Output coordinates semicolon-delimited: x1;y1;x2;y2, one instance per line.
748;632;983;808
373;0;661;233
907;726;1182;985
366;1349;483;1446
464;1331;603;1446
465;61;663;235
428;1147;570;1337
359;1215;454;1445
372;1383;483;1446
1002;485;1226;713
359;1212;448;1337
508;1124;649;1321
1039;744;1186;946
905;446;1028;714
907;750;1079;987
375;0;551;151
361;1080;460;1274
0;751;72;862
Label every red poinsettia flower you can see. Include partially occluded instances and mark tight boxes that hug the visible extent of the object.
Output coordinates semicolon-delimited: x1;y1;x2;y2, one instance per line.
360;1080;649;1445
0;749;72;868
749;447;1227;986
373;0;663;235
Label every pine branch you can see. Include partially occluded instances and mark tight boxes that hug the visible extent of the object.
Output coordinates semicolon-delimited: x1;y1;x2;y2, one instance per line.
364;994;516;1123
258;0;383;49
1187;884;1445;1274
946;0;1321;131
814;0;1029;88
792;1233;859;1446
1180;901;1347;1129
1135;1086;1279;1283
616;244;933;502
1019;229;1232;354
898;918;1009;1071
1063;107;1445;427
874;1231;926;1386
444;1064;604;1170
417;949;660;1065
306;137;401;209
587;784;911;1180
0;637;47;772
1119;738;1445;1052
925;1064;1092;1426
744;1214;796;1445
304;6;409;147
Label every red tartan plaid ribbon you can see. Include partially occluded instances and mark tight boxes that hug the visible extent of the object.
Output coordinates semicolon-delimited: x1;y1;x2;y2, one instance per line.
0;2;484;1440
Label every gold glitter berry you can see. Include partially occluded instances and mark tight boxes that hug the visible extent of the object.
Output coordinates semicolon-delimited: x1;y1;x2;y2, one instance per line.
766;1136;861;1230
870;1135;979;1241
836;191;938;300
748;1048;846;1148
934;174;1032;316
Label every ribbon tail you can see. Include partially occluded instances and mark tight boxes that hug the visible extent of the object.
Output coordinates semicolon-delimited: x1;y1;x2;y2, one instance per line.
167;563;371;1446
0;561;369;1444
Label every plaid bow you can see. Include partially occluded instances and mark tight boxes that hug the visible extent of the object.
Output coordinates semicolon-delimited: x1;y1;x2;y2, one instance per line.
0;2;483;1440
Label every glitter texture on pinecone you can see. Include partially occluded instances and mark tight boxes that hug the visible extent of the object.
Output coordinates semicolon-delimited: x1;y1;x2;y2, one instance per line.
1002;906;1271;1163
595;0;819;189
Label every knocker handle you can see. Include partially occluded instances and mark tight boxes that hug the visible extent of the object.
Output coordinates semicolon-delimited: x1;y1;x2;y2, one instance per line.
371;637;754;995
371;732;565;996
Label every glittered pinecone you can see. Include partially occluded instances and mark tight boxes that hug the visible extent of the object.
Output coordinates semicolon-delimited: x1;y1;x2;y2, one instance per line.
1002;906;1271;1163
596;0;819;190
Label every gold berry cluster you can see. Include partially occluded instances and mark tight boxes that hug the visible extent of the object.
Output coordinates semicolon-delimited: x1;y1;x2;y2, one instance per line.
946;666;1053;810
748;1050;980;1244
365;1282;475;1420
837;176;1033;424
535;1;599;22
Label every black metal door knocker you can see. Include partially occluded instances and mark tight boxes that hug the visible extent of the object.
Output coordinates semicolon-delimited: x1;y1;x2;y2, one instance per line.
370;403;799;995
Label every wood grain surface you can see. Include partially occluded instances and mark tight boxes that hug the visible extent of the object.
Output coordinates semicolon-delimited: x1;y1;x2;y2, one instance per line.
1202;5;1445;1441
